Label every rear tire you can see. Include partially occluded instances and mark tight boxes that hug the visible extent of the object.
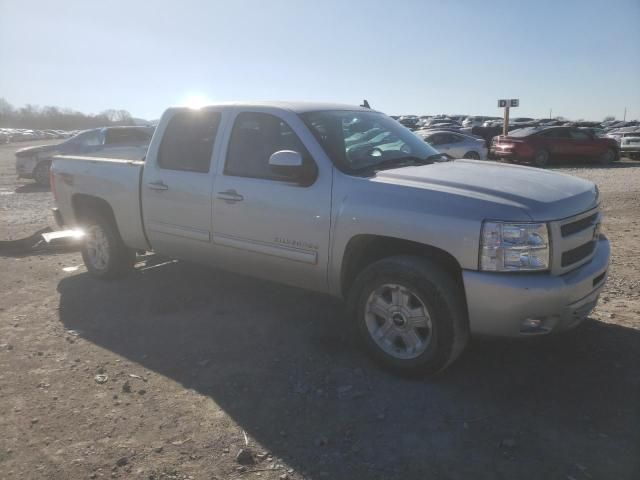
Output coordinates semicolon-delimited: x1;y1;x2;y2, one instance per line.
598;148;616;165
81;214;135;280
533;149;550;167
33;161;51;187
463;151;481;160
348;255;469;376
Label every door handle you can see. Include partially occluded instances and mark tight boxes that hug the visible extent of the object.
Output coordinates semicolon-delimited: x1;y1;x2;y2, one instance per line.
147;180;169;191
216;189;244;203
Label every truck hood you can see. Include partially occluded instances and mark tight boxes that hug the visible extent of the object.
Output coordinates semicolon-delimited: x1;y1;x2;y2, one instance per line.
15;143;62;157
374;160;598;221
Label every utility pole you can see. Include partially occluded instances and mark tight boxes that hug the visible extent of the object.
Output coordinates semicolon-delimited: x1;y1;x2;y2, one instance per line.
624;107;627;121
503;106;510;136
549;108;552;119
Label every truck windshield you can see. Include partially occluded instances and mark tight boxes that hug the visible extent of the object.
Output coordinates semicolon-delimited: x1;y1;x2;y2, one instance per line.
300;110;444;174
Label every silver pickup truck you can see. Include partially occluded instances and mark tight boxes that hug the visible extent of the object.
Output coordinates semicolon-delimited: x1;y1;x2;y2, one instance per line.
51;102;610;375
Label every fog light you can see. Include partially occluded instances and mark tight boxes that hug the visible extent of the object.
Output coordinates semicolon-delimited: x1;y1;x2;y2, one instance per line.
520;318;543;332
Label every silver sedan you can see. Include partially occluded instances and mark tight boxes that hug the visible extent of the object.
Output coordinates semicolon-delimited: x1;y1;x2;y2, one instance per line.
415;130;488;160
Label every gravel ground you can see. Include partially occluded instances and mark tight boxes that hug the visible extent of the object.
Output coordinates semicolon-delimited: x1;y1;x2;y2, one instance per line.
0;143;639;480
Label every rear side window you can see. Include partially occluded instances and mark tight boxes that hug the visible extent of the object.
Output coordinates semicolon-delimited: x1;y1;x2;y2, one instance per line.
72;131;103;147
105;128;152;145
225;112;313;181
539;129;569;139
569;130;590;140
158;111;221;173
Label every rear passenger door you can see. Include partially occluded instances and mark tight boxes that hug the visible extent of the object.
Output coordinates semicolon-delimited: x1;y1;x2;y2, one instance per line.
141;108;223;260
211;109;331;292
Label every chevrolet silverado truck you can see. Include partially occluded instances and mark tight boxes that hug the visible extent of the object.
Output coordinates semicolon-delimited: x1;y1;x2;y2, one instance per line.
50;102;610;375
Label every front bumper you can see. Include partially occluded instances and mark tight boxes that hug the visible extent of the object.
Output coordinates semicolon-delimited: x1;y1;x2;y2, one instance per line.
463;235;610;337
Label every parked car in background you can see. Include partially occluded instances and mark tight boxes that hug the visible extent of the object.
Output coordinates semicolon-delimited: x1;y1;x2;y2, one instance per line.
424;118;460;128
398;116;419;129
463;116;496;128
15;126;153;185
619;136;640;159
416;130;488;159
491;126;619;166
511;117;535;125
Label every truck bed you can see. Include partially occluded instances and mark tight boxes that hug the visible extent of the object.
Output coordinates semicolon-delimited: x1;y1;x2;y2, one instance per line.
51;155;149;251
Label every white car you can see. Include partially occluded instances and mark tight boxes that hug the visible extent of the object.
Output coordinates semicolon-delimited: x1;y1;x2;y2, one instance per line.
416;130;488;159
620;136;640;159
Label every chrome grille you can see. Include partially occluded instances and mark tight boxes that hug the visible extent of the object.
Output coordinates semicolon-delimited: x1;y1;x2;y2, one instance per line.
549;206;601;275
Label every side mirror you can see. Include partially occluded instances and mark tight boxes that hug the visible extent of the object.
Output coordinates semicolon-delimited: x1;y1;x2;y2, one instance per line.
269;150;316;185
269;149;303;175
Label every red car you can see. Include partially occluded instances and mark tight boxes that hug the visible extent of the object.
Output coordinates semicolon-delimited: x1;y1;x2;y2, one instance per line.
491;127;619;167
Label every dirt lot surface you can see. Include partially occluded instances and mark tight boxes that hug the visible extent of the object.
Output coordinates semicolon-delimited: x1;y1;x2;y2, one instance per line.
1;141;639;479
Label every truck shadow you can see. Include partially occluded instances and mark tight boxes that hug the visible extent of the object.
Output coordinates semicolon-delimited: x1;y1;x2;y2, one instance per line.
546;158;640;170
14;183;50;193
56;258;640;479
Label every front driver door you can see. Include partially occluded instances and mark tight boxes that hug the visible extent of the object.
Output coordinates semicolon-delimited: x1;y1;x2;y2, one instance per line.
211;109;331;293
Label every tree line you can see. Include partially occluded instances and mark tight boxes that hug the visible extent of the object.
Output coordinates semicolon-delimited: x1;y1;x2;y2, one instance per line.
0;98;136;130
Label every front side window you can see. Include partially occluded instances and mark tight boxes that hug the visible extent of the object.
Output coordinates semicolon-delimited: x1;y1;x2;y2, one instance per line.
428;133;450;146
301;110;442;174
569;130;590;140
224;112;315;181
157;110;220;173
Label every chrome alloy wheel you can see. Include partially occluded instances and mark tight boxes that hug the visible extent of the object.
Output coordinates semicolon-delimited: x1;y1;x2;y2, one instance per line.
84;225;110;271
364;283;433;359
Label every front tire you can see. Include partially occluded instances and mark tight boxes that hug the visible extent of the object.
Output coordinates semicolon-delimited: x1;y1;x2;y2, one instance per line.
599;148;616;165
81;215;135;279
348;255;469;376
463;151;481;160
533;149;550;167
33;161;51;187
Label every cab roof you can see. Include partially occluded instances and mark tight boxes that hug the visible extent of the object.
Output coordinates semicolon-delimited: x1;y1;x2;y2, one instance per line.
166;101;380;114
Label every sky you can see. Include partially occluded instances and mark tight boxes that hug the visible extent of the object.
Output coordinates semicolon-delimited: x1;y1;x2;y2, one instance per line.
1;0;639;121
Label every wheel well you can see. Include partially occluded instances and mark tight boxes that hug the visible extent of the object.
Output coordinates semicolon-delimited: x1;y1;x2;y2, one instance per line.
71;194;120;235
340;235;463;297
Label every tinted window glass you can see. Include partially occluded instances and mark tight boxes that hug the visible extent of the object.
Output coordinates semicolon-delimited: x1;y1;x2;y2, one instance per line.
539;128;568;139
105;128;152;144
569;130;590;140
430;133;449;145
225;112;313;181
71;130;102;147
158;111;220;173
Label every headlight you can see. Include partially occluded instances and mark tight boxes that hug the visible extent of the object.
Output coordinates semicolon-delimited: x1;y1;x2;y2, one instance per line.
480;221;550;271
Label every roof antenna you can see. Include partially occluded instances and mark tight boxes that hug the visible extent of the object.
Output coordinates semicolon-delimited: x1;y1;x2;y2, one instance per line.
361;99;371;109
